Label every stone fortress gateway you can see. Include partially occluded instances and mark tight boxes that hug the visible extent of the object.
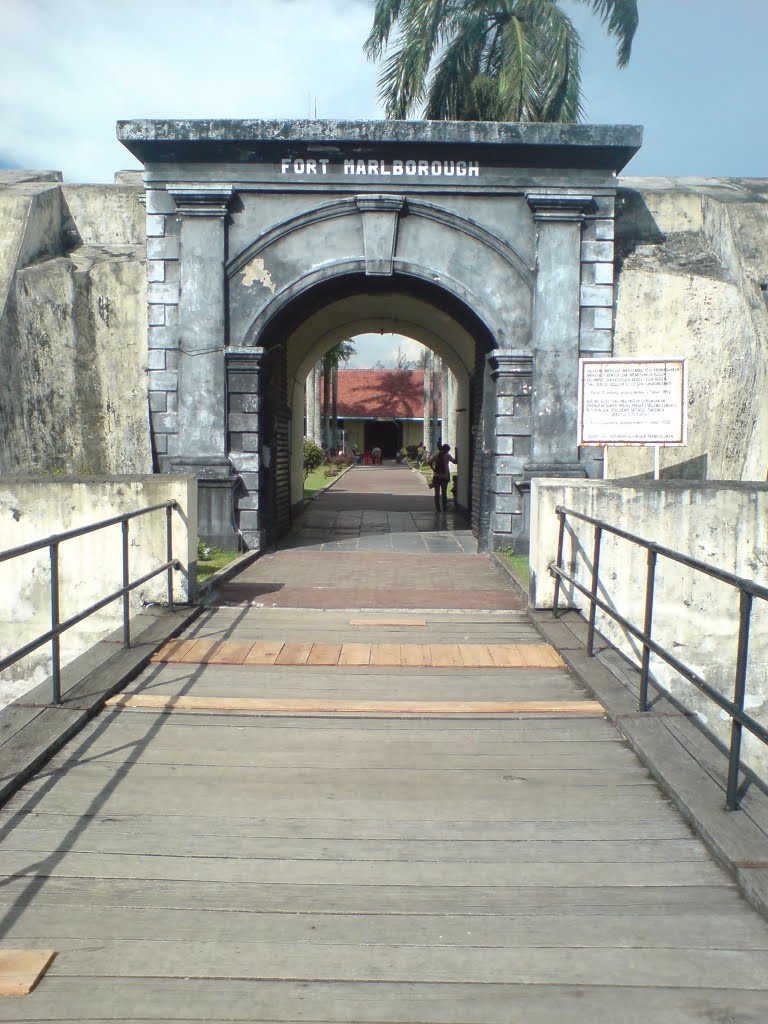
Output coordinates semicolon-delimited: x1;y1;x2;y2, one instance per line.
117;120;643;552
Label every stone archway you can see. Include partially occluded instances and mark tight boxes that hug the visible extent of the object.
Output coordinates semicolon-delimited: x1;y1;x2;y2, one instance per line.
118;118;641;551
249;276;494;543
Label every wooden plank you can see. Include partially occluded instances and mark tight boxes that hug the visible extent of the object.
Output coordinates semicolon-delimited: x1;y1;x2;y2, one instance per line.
338;643;371;666
243;641;284;665
0;950;56;997
206;641;254;665
458;644;496;668
430;644;464;668
149;639;198;663
517;644;566;669
106;694;605;716
275;643;313;666
370;644;401;667
489;644;524;668
399;644;431;667
306;644;342;667
349;618;427;627
178;639;222;664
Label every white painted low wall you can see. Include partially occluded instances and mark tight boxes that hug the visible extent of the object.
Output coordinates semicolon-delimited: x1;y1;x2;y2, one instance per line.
530;479;768;779
0;476;197;706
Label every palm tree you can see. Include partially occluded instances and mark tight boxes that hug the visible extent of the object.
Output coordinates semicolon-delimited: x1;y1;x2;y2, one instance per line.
364;0;638;123
322;340;356;451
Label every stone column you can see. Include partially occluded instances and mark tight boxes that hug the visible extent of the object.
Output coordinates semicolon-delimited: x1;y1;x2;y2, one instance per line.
487;351;533;553
167;185;236;547
226;347;266;552
524;193;595;479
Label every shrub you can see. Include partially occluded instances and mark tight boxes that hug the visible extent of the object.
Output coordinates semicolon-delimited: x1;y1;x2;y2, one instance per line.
303;440;325;480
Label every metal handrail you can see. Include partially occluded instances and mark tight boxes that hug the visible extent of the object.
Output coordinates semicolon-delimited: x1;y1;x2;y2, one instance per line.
0;501;181;704
550;504;767;811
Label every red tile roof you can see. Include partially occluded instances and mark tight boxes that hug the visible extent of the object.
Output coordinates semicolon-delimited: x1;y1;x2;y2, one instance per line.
334;369;441;419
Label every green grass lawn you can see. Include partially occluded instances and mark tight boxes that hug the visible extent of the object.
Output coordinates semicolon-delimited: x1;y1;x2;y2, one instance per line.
304;464;343;499
196;547;241;583
496;549;530;587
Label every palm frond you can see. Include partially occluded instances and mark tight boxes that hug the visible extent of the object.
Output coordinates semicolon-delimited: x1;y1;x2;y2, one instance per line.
424;9;489;119
376;0;458;117
532;1;583;122
495;14;541;122
577;0;638;67
364;0;408;60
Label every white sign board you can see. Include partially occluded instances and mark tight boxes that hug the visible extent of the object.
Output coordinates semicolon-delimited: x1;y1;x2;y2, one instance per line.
578;358;687;447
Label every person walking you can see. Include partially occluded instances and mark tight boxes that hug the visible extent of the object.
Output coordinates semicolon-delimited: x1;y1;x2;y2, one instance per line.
429;443;456;512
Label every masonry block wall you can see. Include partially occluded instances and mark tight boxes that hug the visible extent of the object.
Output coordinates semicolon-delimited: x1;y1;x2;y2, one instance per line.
144;187;181;471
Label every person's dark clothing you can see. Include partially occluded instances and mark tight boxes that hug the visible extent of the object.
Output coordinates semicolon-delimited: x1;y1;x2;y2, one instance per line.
430;448;454;511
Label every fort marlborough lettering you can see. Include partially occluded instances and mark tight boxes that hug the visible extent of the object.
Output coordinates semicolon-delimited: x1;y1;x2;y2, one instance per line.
280;157;480;177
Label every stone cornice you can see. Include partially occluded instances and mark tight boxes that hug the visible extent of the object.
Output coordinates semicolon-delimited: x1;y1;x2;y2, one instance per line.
488;350;533;380
167;185;234;217
526;192;597;222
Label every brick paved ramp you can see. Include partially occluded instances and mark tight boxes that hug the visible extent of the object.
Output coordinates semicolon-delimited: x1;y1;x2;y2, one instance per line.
213;551;523;609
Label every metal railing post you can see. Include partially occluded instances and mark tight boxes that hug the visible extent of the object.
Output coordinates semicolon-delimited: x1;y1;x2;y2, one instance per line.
639;547;658;712
121;519;131;649
552;507;566;618
586;525;603;657
166;504;175;612
50;542;61;705
726;590;753;811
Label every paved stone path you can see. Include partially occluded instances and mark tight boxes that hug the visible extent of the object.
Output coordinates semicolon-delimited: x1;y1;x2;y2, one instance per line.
1;463;767;1021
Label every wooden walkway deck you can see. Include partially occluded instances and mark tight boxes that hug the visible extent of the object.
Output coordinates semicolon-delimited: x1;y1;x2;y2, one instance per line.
1;606;767;1022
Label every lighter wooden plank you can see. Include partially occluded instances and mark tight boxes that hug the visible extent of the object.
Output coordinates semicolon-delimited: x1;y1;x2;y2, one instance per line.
0;950;56;997
206;641;254;665
275;642;313;665
517;644;566;669
242;641;284;665
430;644;464;668
106;694;605;716
489;644;524;667
399;644;431;667
338;643;371;666
306;644;342;666
349;618;427;627
149;639;198;663
370;644;402;667
178;639;222;664
458;644;496;668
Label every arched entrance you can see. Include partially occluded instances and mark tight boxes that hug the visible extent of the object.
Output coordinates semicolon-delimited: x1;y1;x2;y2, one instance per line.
251;273;498;543
118;118;641;552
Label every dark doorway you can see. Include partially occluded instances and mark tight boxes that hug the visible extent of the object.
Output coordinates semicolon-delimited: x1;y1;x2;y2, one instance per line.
364;421;400;459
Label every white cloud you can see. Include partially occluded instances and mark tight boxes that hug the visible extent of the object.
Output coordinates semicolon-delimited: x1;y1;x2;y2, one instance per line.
2;0;766;182
0;0;381;181
345;333;425;368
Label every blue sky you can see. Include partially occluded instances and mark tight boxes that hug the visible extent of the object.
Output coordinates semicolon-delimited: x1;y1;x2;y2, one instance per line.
2;0;765;366
1;0;765;182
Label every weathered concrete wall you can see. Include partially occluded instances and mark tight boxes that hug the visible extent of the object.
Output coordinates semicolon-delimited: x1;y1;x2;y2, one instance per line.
530;479;768;779
0;173;151;476
62;184;145;246
612;179;768;482
0;476;197;708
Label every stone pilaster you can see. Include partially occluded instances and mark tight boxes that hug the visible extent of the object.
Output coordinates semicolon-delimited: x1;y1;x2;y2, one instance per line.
226;347;267;551
167;185;237;547
524;193;594;480
488;351;533;551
